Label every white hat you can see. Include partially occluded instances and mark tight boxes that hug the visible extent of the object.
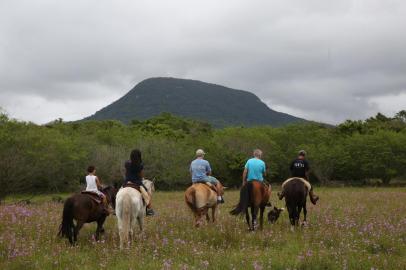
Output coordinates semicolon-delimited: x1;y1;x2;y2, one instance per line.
196;149;205;156
298;150;307;156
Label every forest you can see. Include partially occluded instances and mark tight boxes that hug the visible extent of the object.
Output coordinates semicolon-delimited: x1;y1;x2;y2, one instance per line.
1;110;405;200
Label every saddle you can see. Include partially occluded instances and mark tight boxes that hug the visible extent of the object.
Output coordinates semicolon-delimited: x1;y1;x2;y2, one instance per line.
81;191;102;204
123;182;141;192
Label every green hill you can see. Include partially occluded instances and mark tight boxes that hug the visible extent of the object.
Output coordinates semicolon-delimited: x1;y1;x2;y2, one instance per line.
84;77;305;127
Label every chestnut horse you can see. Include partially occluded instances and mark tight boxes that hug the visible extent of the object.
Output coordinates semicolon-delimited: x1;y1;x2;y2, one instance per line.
230;181;271;231
58;186;117;245
184;182;224;227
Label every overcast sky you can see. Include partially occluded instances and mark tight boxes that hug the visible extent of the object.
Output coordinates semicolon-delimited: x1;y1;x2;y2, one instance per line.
1;0;405;124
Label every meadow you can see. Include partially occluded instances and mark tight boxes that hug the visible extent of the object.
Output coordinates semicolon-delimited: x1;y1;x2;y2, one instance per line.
1;188;405;270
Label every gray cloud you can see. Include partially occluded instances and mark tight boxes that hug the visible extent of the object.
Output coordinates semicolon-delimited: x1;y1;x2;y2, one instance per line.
0;0;405;124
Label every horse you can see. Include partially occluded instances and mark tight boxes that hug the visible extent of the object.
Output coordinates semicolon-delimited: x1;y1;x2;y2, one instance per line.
115;179;155;249
184;182;225;227
282;177;309;226
58;185;117;245
230;180;271;231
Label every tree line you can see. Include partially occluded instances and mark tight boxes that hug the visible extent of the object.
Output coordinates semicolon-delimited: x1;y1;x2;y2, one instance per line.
1;110;405;199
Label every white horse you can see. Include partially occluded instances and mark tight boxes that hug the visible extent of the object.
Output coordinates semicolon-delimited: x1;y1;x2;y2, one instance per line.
116;179;154;249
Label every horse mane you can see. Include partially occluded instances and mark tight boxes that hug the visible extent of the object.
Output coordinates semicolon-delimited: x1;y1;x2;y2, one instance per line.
142;179;155;193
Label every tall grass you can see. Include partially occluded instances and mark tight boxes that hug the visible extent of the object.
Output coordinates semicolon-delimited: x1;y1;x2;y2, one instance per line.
1;188;405;269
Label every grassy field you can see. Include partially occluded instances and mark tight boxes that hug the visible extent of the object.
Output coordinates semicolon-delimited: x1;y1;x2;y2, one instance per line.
1;188;405;270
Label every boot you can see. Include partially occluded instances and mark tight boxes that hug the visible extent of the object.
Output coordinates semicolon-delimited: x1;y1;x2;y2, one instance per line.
217;196;224;204
214;183;224;204
309;190;319;205
277;191;284;200
146;204;155;216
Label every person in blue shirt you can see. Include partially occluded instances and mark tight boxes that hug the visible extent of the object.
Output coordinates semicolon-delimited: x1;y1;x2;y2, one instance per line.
242;149;266;185
190;149;224;203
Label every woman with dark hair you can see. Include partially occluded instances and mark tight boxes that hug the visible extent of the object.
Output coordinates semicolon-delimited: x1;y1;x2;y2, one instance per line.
124;149;155;216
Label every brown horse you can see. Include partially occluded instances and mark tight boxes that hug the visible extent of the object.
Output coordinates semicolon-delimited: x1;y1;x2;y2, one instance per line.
230;181;271;231
58;186;117;244
184;182;224;227
282;178;309;226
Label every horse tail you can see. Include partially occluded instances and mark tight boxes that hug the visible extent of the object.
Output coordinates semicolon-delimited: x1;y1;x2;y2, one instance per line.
119;193;132;248
58;197;75;244
185;187;196;211
230;182;252;215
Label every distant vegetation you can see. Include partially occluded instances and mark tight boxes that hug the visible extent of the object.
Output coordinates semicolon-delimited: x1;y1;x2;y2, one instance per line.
84;77;304;127
1;110;406;200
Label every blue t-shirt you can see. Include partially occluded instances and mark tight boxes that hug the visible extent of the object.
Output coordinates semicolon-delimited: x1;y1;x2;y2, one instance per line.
245;158;266;181
190;158;211;182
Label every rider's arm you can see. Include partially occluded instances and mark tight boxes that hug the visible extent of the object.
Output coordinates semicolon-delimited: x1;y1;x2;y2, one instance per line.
206;161;212;176
305;160;310;180
242;168;248;185
95;176;102;189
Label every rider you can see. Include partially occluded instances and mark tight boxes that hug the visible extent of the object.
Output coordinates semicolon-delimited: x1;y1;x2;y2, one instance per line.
242;149;266;185
190;149;224;204
124;149;155;216
277;150;319;205
85;165;111;214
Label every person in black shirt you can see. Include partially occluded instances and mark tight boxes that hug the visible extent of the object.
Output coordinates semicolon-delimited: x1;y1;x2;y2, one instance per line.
124;149;155;216
278;150;319;205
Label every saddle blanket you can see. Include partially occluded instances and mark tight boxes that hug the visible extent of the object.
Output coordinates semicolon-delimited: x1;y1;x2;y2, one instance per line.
281;177;312;191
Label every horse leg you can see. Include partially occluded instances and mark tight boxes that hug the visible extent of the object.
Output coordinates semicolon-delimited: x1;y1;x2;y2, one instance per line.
195;209;203;227
137;215;144;232
287;205;295;227
245;209;251;230
251;206;259;231
206;211;210;222
297;205;302;227
211;205;217;223
96;216;106;241
74;220;84;243
302;203;307;226
259;206;265;230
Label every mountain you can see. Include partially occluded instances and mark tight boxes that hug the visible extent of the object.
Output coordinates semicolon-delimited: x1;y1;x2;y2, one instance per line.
84;77;305;127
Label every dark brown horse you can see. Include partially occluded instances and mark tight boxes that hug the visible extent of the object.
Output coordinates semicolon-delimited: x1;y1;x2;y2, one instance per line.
230;181;272;231
282;178;309;226
58;186;117;244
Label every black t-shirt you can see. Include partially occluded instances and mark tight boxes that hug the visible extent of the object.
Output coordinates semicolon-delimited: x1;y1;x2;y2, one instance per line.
125;161;143;185
290;158;309;179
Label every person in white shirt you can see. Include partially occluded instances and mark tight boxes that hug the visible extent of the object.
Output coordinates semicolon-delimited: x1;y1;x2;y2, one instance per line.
86;165;111;214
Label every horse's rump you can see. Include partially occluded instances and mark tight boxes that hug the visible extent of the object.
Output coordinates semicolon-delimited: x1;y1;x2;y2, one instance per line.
185;184;216;210
282;177;311;191
230;181;270;216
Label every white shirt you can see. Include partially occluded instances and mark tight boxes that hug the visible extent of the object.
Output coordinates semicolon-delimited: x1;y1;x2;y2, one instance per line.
86;175;100;193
